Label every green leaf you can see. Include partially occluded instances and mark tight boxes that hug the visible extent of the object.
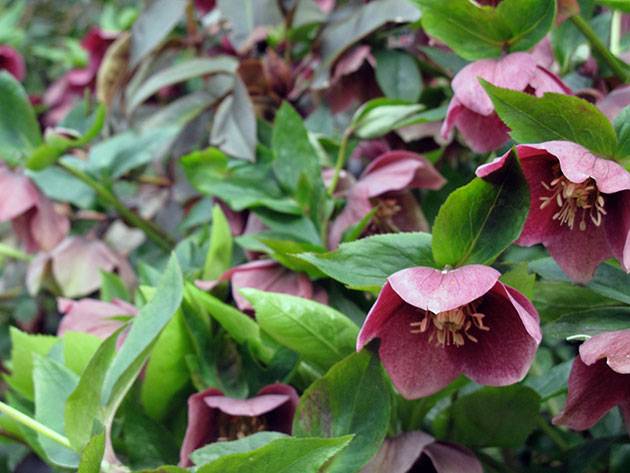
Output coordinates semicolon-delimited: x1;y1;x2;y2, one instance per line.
415;0;556;60
440;385;540;448
127;57;237;113
375;50;422;102
29;165;95;208
203;205;233;280
432;150;529;267
482;81;618;157
197;436;353;473
614;106;630;159
525;360;572;401
101;254;184;404
62;331;102;375
299;232;435;291
100;271;131;302
5;328;57;401
216;0;283;51
533;281;619;322
500;262;536;299
77;434;105;473
0;71;42;164
190;432;287;466
544;307;630;341
350;99;424;139
140;309;194;421
293;352;391;473
596;0;630;12
65;334;117;451
33;356;80;468
240;289;358;371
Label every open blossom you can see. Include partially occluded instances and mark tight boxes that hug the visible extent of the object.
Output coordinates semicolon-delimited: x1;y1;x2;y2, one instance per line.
328;150;445;248
57;298;137;340
553;330;630;435
361;431;482;473
442;52;570;153
0;45;25;81
179;384;298;466
477;142;630;283
0;165;69;252
196;259;327;313
357;265;541;399
27;236;135;298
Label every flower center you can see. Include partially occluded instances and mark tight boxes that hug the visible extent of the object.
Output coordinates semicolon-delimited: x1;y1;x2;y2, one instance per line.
409;303;490;348
365;198;402;234
216;412;268;441
539;175;606;231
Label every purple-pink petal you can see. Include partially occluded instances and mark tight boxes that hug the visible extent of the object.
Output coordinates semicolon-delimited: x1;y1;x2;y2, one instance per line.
57;298;137;339
605;191;630;273
423;441;483;473
443;104;511;153
0;45;25;81
578;329;630;374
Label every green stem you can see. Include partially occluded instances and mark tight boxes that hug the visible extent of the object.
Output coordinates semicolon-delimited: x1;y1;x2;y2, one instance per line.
0;243;32;262
537;415;569;451
611;10;622;57
0;401;73;450
59;162;175;252
327;129;353;197
570;14;629;83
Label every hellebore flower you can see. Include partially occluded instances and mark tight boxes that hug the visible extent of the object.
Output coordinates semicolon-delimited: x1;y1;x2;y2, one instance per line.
44;28;116;125
179;384;299;467
361;431;482;473
27;236;135;298
477;142;630;283
442;52;570;153
553;329;630;435
196;259;327;313
0;165;69;252
597;85;630;121
357;265;541;399
0;45;25;81
57;297;138;340
329;150;445;248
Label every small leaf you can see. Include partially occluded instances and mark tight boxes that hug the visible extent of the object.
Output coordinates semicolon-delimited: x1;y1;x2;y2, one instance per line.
432;150;529;267
293;352;391;473
299;232;435;291
190;432;287;466
203;205;233;280
351;99;425;139
375;50;422;102
240;289;358;371
77;434;105;473
544;307;630;341
482;81;618;157
100;271;131;302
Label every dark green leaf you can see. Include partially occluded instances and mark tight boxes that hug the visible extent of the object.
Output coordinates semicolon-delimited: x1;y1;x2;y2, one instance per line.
240;289;358;371
190;432;287;466
596;0;630;12
482;81;618;157
216;0;283;51
432;150;529;267
544;307;630;341
533;280;619;322
415;0;556;60
293;352;391;473
375;50;422;102
77;434;105;473
525;360;572;401
299;232;435;291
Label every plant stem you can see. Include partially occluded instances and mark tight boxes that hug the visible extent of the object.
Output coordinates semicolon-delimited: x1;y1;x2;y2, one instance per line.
611;10;622;57
327;129;353;197
537;415;569;451
0;243;32;262
0;401;73;450
59;162;175;252
570;14;629;83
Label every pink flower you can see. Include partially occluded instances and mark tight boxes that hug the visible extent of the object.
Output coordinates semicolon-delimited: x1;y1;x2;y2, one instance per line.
195;0;216;15
326;46;380;113
0;165;69;252
553;330;630;435
329;150;445;248
196;259;327;313
0;45;25;81
27;237;135;298
597;85;630;121
44;28;116;125
477;142;630;283
357;265;541;399
57;297;137;342
361;431;482;473
442;52;570;153
179;384;298;466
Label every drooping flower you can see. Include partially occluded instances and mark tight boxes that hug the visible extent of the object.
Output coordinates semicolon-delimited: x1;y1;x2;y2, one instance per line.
43;28;117;125
477;142;630;283
553;329;630;435
179;384;299;466
357;265;541;399
196;259;327;313
27;236;135;298
442;52;570;153
57;297;137;340
597;85;630;121
0;45;25;81
0;165;69;252
361;431;482;473
328;150;445;248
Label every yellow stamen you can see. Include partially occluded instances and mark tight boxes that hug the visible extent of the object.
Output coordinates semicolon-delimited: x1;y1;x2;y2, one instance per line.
409;303;489;348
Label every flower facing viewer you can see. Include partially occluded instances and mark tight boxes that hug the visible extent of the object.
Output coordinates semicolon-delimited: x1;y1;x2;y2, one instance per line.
357;265;541;399
553;329;630;435
477;142;630;283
